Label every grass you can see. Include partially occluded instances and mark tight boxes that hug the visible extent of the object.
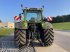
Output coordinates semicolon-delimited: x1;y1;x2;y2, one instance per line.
0;22;70;36
0;28;14;37
52;22;70;30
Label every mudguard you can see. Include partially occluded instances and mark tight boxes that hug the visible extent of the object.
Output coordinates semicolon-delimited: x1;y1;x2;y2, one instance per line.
15;21;28;29
42;22;53;29
20;21;28;29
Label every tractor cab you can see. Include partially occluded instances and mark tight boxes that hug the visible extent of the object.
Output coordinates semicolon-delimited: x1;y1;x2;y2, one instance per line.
22;8;43;22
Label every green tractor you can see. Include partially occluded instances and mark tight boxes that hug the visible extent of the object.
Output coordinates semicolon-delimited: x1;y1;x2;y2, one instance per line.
14;7;54;48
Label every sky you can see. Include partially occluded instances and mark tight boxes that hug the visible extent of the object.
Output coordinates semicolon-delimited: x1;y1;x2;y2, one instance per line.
0;0;70;22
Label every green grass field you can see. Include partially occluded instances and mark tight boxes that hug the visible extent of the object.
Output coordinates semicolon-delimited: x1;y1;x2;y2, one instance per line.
0;28;14;37
52;22;70;30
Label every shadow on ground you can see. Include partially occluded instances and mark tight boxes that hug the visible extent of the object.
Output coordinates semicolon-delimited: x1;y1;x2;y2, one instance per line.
0;36;18;49
0;35;47;49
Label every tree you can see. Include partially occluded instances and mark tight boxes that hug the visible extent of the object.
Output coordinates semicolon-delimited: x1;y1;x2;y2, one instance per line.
0;20;2;23
51;14;70;23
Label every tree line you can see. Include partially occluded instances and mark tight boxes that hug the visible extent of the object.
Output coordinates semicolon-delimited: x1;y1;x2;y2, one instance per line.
51;14;70;23
0;20;2;23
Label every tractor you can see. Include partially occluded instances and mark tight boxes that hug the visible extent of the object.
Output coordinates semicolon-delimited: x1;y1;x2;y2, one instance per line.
14;7;54;48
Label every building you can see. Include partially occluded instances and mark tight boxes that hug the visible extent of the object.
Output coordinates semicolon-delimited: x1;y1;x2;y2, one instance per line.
0;22;7;28
0;22;2;28
0;22;14;28
8;22;14;28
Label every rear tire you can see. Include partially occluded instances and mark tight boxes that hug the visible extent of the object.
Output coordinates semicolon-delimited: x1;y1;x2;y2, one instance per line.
41;28;54;46
14;28;26;48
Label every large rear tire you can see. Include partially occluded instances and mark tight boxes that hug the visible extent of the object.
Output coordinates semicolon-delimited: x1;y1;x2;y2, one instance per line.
41;28;54;46
14;28;26;48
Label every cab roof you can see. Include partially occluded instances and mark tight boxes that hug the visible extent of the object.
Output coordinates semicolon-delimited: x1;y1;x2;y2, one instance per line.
23;8;43;13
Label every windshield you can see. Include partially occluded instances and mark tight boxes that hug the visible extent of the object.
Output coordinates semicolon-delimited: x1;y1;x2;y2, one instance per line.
26;12;42;22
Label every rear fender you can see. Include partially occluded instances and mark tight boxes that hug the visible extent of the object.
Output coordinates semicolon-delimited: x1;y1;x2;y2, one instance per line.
20;21;28;29
42;22;53;29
